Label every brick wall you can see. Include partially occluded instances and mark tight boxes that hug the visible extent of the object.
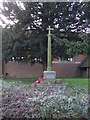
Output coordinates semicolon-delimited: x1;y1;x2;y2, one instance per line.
3;61;80;78
3;62;43;78
52;62;80;78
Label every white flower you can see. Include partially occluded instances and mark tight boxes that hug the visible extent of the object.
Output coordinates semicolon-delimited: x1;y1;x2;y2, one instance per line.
68;98;72;103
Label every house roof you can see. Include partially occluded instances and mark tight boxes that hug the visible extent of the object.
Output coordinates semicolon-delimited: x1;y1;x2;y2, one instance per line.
73;54;86;63
79;55;90;68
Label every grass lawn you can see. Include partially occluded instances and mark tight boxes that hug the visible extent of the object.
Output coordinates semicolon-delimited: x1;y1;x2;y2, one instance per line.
3;78;37;84
59;78;88;88
3;77;89;89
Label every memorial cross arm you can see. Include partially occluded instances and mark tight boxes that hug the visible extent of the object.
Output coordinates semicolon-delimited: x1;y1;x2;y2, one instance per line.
47;26;54;35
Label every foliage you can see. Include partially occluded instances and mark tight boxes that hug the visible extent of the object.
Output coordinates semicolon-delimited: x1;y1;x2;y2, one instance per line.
78;31;90;55
2;80;88;119
2;2;89;66
52;32;88;58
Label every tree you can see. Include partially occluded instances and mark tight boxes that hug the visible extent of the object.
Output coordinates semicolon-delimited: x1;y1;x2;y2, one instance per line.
2;2;89;70
52;32;88;59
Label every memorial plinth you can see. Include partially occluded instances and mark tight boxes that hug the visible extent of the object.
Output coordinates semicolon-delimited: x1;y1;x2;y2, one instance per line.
43;71;56;79
43;26;56;80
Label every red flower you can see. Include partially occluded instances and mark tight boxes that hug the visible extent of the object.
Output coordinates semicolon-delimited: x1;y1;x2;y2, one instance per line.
38;76;41;83
42;77;46;81
33;81;37;86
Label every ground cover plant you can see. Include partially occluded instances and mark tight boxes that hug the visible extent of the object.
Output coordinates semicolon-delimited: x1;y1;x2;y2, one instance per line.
4;77;88;88
3;78;37;84
2;79;88;120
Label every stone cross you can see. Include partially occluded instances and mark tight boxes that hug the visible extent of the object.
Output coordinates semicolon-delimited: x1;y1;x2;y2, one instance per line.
47;26;54;71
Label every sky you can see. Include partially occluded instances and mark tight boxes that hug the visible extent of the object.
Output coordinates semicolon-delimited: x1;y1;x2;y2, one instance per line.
0;0;25;27
0;1;13;27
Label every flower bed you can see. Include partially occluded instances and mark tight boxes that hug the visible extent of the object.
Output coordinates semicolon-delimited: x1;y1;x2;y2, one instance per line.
2;81;88;119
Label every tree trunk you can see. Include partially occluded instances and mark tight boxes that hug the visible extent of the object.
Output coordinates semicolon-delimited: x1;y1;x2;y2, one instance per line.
43;60;47;71
42;55;47;71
